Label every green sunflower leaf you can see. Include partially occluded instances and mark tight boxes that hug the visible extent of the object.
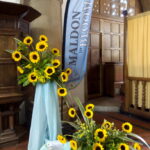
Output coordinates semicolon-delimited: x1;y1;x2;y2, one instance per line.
22;80;30;87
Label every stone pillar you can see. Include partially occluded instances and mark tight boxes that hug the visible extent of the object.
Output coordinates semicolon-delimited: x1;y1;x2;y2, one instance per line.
24;0;62;49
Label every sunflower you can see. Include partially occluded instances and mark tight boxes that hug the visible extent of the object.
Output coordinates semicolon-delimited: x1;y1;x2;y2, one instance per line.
84;110;93;119
65;68;72;75
51;48;60;56
29;51;40;63
57;135;66;144
60;72;68;82
25;64;32;69
57;88;67;97
23;36;33;46
94;128;107;142
134;143;141;150
39;35;48;42
85;104;95;110
17;66;24;74
93;143;104;150
70;140;77;150
28;72;38;83
118;143;129;150
68;108;76;118
36;41;48;52
12;51;22;62
122;122;133;133
101;121;112;130
52;59;61;68
44;66;55;76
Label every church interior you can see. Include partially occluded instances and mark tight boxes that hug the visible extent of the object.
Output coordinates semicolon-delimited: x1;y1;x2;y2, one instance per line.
0;0;150;150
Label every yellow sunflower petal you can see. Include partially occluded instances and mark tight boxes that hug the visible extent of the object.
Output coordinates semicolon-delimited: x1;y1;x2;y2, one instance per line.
36;41;48;52
17;66;24;74
65;68;72;75
12;51;22;62
101;120;112;130
93;143;104;150
94;128;107;142
60;72;68;82
29;51;40;63
134;143;141;150
51;48;60;56
23;36;33;46
84;110;93;119
39;35;48;42
44;66;55;76
57;135;66;144
57;88;67;97
118;143;130;150
68;108;76;118
25;64;32;69
85;104;95;110
52;59;61;68
70;140;77;150
122;122;133;133
28;72;38;83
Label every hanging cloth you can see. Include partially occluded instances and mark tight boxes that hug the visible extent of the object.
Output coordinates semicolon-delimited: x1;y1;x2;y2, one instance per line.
28;81;62;150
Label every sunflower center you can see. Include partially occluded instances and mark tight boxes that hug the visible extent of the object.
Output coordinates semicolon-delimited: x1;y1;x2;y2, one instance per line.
60;89;65;94
96;147;101;150
124;125;129;130
71;110;75;115
47;68;53;74
98;131;104;138
86;112;91;117
33;55;37;60
27;39;31;43
67;70;70;74
53;62;58;66
15;53;20;58
31;75;36;80
41;38;45;41
62;75;66;79
40;44;45;49
121;145;125;150
54;50;57;53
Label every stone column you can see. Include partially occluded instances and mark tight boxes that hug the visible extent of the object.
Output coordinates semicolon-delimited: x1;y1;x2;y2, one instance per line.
24;0;62;50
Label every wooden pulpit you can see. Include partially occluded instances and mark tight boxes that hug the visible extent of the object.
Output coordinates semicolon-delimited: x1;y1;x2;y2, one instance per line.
0;1;41;146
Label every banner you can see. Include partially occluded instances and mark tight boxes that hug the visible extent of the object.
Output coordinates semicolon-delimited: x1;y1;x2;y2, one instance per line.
63;0;94;88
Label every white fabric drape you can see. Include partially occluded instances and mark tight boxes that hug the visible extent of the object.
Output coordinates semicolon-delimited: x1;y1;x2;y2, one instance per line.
127;12;150;109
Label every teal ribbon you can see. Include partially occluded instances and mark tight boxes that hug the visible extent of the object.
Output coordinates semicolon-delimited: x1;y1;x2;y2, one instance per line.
28;81;62;150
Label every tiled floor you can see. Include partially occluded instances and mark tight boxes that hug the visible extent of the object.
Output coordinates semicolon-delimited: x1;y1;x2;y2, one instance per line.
0;112;149;150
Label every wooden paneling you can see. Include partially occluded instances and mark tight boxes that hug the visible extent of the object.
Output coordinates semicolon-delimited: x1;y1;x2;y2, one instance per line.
101;19;124;63
104;62;124;96
87;0;141;99
0;2;40;147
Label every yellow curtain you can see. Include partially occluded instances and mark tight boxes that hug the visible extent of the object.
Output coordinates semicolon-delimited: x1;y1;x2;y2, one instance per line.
127;12;150;109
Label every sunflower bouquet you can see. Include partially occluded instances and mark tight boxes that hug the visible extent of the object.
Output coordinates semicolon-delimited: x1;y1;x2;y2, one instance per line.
57;97;150;150
6;35;72;96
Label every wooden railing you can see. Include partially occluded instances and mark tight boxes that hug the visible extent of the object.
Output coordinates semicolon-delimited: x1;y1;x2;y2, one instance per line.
125;77;150;119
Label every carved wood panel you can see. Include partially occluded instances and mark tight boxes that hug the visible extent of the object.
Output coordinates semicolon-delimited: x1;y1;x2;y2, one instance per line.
87;0;141;98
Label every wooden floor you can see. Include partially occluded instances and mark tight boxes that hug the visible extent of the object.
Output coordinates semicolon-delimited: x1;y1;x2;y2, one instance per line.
0;112;149;150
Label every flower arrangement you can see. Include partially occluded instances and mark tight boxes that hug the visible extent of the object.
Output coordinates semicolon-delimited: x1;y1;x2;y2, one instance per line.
57;98;150;150
6;35;72;97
